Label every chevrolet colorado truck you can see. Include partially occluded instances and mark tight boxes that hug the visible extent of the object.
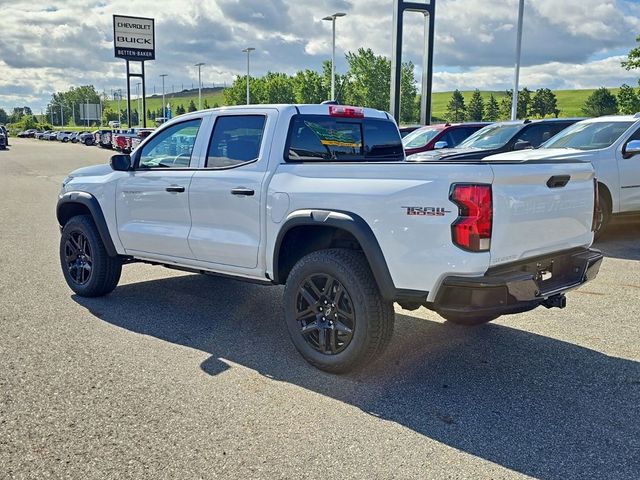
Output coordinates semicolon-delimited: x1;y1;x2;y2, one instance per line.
57;104;603;373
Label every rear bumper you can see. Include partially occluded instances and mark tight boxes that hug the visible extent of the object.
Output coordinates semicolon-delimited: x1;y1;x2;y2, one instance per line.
433;248;603;318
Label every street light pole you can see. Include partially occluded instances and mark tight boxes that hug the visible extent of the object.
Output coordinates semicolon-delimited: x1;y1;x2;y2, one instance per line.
511;0;525;120
136;82;142;127
116;89;122;125
194;63;205;109
160;74;168;120
52;103;64;126
322;12;346;101
242;48;255;105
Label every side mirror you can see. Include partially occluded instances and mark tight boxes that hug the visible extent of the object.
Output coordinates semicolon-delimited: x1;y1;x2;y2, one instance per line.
623;140;640;159
514;140;533;151
110;154;132;171
434;141;448;150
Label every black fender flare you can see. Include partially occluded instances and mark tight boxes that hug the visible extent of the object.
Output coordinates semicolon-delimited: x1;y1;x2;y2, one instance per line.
273;209;416;301
56;192;118;257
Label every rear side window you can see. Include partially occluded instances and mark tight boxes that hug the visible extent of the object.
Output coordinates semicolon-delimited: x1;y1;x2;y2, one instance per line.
206;115;266;168
286;115;403;162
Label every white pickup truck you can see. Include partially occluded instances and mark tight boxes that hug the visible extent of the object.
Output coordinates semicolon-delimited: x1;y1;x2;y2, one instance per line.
57;104;603;372
487;114;640;237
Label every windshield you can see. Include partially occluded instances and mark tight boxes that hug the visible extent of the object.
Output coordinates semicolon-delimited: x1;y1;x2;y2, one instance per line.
458;124;523;149
543;121;634;150
402;127;441;149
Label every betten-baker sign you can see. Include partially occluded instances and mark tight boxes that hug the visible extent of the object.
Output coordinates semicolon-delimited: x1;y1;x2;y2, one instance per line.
113;15;155;61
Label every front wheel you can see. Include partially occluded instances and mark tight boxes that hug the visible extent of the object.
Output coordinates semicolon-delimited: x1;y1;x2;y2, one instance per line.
283;249;394;373
60;215;122;297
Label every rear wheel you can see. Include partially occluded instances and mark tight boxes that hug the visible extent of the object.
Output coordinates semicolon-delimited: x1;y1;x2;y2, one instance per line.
283;249;394;373
60;215;122;297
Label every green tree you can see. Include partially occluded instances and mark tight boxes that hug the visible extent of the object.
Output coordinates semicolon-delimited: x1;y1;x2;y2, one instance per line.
188;99;197;112
292;69;328;104
262;72;296;104
223;75;265;105
175;104;186;116
622;36;640;71
499;92;512;120
400;61;418;123
517;87;532;118
486;94;499;121
46;85;100;126
0;108;8;124
446;90;466;122
343;48;390;111
213;102;220;108
582;87;618;117
617;84;640;114
531;88;558;118
467;89;485;121
203;99;210;109
322;60;349;103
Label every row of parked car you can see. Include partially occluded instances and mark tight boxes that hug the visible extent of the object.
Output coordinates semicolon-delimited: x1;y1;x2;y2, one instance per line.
17;127;156;151
17;129;95;145
401;114;640;237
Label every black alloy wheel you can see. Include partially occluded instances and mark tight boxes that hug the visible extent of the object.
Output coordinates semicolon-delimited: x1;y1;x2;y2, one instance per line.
295;274;355;355
64;230;93;285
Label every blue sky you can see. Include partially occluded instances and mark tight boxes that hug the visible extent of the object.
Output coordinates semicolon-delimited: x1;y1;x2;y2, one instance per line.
1;0;640;112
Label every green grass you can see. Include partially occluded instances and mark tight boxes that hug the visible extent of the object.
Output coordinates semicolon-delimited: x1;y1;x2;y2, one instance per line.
430;88;624;120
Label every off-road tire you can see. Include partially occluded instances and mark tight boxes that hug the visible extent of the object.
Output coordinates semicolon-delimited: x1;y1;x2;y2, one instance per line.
60;215;122;297
283;249;394;373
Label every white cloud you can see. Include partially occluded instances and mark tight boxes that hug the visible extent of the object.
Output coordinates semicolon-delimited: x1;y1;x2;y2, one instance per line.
432;56;640;92
0;0;639;112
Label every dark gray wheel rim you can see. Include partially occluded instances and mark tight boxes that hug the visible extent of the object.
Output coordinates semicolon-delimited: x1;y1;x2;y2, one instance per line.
64;231;93;285
295;274;355;355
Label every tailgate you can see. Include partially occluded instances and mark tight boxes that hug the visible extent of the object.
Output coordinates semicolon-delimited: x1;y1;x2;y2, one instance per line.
489;161;595;266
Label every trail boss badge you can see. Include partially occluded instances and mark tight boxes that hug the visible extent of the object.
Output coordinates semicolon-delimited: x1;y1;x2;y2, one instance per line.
402;206;451;216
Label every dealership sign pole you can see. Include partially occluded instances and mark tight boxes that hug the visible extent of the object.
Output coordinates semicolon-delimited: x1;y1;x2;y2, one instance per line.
113;15;155;128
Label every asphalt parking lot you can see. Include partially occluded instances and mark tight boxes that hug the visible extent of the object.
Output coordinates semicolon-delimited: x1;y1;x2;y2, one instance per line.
1;137;639;479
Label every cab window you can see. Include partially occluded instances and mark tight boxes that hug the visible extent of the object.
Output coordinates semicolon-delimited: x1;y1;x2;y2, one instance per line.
138;119;202;168
286;116;403;162
206;115;266;168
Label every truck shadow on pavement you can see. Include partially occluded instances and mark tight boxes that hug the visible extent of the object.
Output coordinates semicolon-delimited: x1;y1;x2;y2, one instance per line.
595;220;640;261
74;274;640;480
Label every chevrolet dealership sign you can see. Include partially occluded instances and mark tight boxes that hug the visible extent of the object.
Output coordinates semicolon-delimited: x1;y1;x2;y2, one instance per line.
113;15;155;61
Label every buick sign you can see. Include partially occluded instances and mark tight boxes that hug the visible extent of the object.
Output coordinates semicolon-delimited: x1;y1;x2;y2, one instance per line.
113;15;155;61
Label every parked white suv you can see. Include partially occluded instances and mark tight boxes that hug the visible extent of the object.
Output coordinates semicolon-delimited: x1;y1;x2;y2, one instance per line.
57;104;603;372
488;115;640;236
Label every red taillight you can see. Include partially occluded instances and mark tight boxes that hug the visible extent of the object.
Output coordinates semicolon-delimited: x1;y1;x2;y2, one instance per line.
450;184;493;252
329;105;365;118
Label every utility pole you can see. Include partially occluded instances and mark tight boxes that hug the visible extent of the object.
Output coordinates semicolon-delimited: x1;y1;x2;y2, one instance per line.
242;48;255;105
511;0;525;120
194;63;205;109
160;74;168;120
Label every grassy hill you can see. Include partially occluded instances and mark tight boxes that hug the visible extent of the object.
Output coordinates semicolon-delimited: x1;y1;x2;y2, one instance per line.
105;87;225;116
430;88;622;120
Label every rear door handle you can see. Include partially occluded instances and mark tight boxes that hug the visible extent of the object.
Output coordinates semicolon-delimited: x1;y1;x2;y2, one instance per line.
546;175;571;188
231;187;255;196
166;185;186;193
